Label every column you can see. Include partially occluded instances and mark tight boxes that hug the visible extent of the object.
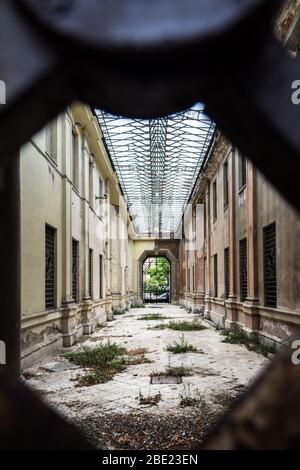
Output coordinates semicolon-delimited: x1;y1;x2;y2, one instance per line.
81;137;90;301
195;203;205;311
61;113;73;305
104;180;113;316
226;147;238;326
204;184;212;318
244;158;259;331
61;112;77;346
80;136;95;333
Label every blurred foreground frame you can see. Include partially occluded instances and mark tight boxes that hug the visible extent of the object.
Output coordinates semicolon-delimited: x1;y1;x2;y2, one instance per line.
0;0;300;449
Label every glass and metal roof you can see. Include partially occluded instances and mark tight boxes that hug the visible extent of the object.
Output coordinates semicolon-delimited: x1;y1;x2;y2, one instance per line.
96;104;215;235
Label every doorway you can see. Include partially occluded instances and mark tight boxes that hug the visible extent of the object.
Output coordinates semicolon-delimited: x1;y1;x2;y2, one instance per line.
142;256;171;303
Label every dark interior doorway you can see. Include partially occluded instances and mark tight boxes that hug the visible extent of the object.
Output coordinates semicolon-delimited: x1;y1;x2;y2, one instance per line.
142;256;171;303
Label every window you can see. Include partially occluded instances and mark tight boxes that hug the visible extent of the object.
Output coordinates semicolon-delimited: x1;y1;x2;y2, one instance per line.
88;248;93;299
264;223;277;308
99;254;103;299
224;247;229;299
223;160;229;207
192;206;196;241
239;153;247;190
187;268;190;292
192;266;195;292
72;129;79;189
213;254;218;297
99;177;104;217
204;202;206;239
239;238;248;302
45;120;57;162
89;160;94;207
203;256;206;292
45;225;56;309
72;239;79;302
213;180;217;220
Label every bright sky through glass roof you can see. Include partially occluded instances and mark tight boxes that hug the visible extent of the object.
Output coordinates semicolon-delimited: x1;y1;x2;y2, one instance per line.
96;104;215;234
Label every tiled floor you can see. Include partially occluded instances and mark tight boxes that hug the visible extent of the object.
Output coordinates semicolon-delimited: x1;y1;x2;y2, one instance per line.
24;304;267;422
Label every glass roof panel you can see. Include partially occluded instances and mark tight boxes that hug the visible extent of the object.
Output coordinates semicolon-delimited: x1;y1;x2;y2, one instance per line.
96;104;215;235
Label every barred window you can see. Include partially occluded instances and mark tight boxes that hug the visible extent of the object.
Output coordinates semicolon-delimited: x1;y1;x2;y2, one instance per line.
223;160;229;207
89;161;94;207
213;254;218;298
72;239;79;302
239;153;247;190
213;180;217;220
99;254;103;299
99;177;104;217
45;120;57;162
239;238;248;302
88;248;93;299
45;225;56;309
224;247;229;299
72;129;79;190
264;223;277;308
192;266;195;292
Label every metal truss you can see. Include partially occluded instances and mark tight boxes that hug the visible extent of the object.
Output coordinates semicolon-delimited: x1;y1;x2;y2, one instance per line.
96;106;215;234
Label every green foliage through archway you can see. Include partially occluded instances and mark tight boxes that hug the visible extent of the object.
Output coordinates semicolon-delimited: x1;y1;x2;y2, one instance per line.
143;257;170;294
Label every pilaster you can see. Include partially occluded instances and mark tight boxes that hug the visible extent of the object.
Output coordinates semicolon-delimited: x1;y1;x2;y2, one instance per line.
226;147;238;324
245;158;259;330
204;185;212;317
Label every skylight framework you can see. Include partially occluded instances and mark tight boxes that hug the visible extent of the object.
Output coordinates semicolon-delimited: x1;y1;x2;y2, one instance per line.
96;105;215;235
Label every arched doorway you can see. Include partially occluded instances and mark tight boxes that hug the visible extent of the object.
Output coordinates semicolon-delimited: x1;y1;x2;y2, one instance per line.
138;246;179;304
142;256;171;303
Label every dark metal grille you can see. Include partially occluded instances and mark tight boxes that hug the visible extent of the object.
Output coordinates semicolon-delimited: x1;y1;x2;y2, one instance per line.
264;222;277;308
213;180;217;220
223;160;229;207
72;239;79;302
192;266;195;292
239;153;247;190
187;268;191;292
88;248;93;298
239;238;247;302
99;254;103;299
224;247;229;299
213;254;218;298
45;225;56;309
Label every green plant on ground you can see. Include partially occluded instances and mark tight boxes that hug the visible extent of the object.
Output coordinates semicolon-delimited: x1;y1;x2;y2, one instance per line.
64;341;152;386
138;390;161;406
154;320;207;331
113;307;129;316
220;329;276;357
150;366;192;378
125;347;153;365
179;384;206;408
166;333;202;354
65;342;126;368
137;313;171;321
127;348;149;355
126;355;153;365
131;303;145;308
65;342;126;386
76;358;127;386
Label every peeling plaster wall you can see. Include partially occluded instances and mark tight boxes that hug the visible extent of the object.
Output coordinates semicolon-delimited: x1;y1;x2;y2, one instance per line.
178;2;300;346
20;104;133;367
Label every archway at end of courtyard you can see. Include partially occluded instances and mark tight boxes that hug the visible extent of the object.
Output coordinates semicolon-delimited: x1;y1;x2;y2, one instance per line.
142;256;171;303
